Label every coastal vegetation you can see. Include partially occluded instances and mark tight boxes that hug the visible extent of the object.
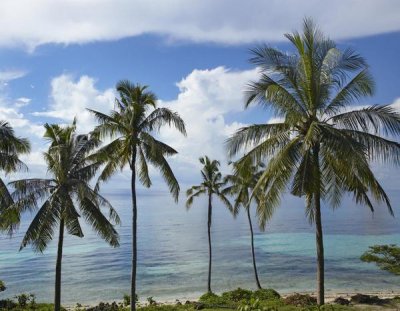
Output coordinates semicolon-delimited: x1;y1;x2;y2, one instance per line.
361;244;400;275
222;161;267;289
9;121;120;311
226;18;400;305
186;156;232;293
88;81;186;311
1;18;400;311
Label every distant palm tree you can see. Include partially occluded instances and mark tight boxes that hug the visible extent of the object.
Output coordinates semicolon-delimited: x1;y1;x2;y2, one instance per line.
0;121;30;234
88;80;186;311
223;160;269;289
227;18;400;305
10;121;120;311
186;156;232;293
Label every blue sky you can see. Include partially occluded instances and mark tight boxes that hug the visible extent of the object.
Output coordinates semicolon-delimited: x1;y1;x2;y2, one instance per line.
1;0;400;193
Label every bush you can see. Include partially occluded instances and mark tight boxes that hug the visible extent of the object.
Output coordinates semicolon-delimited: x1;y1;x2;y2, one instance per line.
222;288;252;302
15;293;30;307
123;294;130;307
284;293;317;307
0;299;17;309
198;292;228;305
0;280;6;292
252;289;280;301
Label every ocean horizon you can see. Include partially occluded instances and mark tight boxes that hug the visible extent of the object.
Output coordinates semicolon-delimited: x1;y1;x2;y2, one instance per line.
1;189;400;305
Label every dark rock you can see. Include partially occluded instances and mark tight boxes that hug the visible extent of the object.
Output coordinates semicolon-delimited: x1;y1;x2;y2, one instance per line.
284;293;317;306
194;302;205;310
185;300;192;305
350;294;389;305
334;297;350;305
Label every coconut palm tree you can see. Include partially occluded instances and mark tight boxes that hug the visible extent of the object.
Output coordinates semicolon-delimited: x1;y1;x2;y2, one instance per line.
186;156;232;293
88;80;186;311
0;121;30;234
227;18;400;305
10;121;120;311
223;160;269;289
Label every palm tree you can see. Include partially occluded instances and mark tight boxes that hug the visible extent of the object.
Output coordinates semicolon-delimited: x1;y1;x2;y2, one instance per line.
0;121;30;234
186;156;232;293
10;121;120;311
223;160;269;289
227;18;400;305
88;80;186;311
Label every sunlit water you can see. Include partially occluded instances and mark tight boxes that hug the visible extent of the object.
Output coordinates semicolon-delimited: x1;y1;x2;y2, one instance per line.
1;189;400;305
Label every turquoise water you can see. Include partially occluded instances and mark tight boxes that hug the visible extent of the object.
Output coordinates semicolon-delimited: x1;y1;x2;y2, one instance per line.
1;189;400;305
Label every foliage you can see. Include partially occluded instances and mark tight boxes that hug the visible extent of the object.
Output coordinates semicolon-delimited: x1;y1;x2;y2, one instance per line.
222;288;252;302
361;244;400;275
123;294;131;306
88;81;186;199
15;293;30;307
10;120;120;253
147;297;157;306
0;280;6;292
198;292;229;305
252;289;280;301
186;156;232;212
0;121;30;235
226;17;399;229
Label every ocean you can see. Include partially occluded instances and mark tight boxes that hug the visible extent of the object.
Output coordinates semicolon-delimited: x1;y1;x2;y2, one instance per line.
1;189;400;305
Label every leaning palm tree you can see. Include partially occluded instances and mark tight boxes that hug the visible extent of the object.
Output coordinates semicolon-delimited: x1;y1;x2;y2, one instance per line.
223;160;268;289
10;121;120;311
88;80;186;311
186;156;232;293
0;121;30;234
227;18;400;305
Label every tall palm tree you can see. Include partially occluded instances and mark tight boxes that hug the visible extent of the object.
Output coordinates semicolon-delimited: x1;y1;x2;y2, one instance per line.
223;160;269;289
10;121;120;311
227;18;400;305
186;156;232;293
0;121;30;234
88;80;186;311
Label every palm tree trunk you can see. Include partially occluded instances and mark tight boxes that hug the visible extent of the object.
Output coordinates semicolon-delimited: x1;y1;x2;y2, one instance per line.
54;219;64;311
207;193;212;293
131;152;137;311
247;208;262;289
313;145;324;305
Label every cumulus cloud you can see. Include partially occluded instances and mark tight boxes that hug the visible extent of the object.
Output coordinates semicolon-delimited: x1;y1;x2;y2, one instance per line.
0;0;399;49
158;67;258;176
33;75;115;133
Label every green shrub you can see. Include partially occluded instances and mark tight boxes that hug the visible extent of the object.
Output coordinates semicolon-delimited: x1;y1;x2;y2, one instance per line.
123;294;131;306
15;293;30;307
147;297;157;306
222;288;252;302
252;289;280;301
198;292;228;305
0;280;6;292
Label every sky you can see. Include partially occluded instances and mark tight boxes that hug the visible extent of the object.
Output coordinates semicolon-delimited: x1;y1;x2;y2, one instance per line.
1;0;400;197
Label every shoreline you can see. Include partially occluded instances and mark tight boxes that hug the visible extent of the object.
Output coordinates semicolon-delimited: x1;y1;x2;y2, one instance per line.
63;290;400;309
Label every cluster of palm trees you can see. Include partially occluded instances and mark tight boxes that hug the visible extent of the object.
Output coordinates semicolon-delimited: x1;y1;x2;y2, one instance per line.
1;18;400;311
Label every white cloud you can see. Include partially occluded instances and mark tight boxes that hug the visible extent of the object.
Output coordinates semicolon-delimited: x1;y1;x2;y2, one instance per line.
33;75;115;133
158;67;257;176
15;97;31;107
0;69;27;81
0;0;399;49
392;98;400;111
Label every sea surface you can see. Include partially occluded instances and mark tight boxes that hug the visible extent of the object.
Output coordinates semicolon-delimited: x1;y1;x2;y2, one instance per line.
1;189;400;305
